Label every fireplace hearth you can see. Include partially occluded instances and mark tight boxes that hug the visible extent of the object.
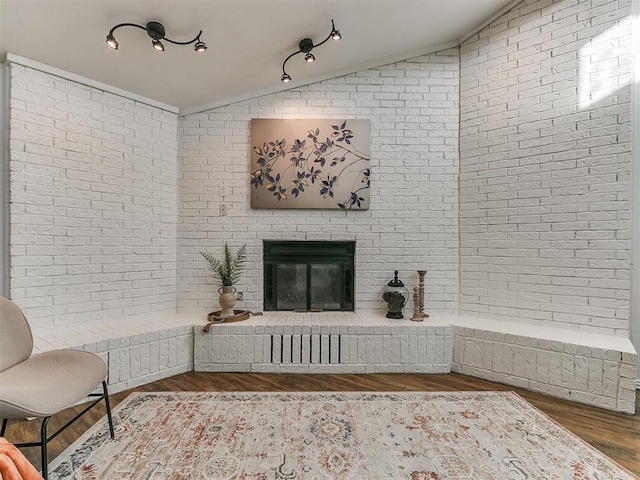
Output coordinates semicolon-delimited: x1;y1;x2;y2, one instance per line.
263;240;355;312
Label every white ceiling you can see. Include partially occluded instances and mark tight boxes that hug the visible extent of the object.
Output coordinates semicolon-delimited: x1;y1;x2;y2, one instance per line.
0;0;514;113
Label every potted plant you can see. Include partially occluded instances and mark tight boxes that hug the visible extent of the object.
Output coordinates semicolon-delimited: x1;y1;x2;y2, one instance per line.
200;243;247;316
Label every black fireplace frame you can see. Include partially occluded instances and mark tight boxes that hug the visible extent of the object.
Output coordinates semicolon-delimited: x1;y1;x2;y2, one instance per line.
263;240;355;312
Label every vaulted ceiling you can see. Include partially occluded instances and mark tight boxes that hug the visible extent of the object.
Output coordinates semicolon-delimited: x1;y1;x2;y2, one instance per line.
0;0;514;112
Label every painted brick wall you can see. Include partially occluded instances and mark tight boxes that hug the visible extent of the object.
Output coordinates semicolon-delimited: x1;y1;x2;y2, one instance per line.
178;50;460;313
9;64;179;330
459;0;632;336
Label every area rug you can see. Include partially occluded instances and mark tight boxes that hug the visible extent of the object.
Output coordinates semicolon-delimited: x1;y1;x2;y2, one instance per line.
48;391;636;480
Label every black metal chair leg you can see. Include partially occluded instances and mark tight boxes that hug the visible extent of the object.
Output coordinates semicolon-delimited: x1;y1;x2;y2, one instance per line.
102;380;115;439
3;383;114;479
40;416;51;480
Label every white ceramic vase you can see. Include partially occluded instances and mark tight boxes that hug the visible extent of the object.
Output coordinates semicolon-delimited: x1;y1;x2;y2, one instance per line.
218;286;237;316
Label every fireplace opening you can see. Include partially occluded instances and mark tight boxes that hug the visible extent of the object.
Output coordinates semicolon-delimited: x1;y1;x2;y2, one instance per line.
263;240;355;312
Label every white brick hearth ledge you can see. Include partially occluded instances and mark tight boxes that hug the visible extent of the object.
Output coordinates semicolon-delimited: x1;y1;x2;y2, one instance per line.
193;312;453;375
32;312;637;414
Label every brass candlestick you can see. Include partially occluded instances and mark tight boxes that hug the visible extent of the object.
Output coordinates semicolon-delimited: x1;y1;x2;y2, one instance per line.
411;270;429;321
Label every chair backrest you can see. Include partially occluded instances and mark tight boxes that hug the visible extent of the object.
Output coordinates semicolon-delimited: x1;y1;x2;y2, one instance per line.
0;296;33;372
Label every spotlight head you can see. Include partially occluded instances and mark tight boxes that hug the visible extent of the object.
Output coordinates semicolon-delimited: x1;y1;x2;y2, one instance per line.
194;41;207;53
304;52;315;63
106;34;119;50
152;39;165;51
281;73;292;83
330;20;341;40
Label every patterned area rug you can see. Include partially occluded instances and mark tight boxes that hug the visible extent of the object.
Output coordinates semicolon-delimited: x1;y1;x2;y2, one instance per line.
49;391;635;479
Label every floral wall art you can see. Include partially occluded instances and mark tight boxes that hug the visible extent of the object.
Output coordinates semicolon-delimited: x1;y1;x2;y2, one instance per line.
250;119;371;209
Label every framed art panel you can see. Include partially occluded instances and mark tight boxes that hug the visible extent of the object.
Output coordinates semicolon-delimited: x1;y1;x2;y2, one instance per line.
250;119;370;210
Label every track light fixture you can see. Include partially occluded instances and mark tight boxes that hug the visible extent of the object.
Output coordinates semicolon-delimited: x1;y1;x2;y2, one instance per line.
281;19;341;83
152;38;165;52
105;21;207;53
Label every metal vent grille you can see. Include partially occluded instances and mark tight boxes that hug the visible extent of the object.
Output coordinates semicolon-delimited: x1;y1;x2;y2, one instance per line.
270;334;342;364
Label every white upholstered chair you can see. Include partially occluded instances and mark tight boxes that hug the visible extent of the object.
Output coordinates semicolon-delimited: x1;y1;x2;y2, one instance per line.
0;296;114;479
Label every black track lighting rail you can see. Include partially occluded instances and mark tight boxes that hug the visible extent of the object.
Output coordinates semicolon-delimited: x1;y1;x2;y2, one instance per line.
281;20;341;83
106;21;207;53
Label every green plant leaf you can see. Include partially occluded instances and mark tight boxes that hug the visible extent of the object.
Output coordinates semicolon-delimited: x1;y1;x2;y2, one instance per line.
200;242;247;287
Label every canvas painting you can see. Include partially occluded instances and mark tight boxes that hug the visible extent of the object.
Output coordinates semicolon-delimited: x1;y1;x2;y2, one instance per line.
250;119;371;209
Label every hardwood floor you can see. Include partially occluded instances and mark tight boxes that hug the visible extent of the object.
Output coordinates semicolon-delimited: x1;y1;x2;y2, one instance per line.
4;372;640;477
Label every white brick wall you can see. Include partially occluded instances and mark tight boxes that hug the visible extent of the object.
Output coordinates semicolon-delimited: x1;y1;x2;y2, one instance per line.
9;64;179;330
178;51;460;314
7;0;635;359
459;0;633;336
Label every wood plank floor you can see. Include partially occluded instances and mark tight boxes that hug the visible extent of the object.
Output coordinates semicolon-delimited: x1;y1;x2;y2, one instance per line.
4;372;639;477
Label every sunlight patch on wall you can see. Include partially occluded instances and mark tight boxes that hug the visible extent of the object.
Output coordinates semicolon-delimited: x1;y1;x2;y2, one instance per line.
579;16;632;109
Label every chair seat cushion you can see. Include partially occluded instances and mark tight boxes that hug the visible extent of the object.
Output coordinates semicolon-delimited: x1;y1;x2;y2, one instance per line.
0;350;107;419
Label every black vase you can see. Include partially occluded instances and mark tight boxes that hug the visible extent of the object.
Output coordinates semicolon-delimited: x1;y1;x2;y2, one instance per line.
382;271;409;319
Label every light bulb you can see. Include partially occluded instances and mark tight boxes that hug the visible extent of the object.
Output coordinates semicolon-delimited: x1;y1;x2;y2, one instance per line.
152;39;165;51
281;73;292;83
106;34;119;50
304;52;315;63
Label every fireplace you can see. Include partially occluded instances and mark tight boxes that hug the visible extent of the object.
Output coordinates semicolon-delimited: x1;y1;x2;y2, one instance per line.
263;241;355;312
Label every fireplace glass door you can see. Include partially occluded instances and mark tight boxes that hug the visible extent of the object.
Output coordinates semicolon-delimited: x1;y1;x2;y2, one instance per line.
264;241;354;312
